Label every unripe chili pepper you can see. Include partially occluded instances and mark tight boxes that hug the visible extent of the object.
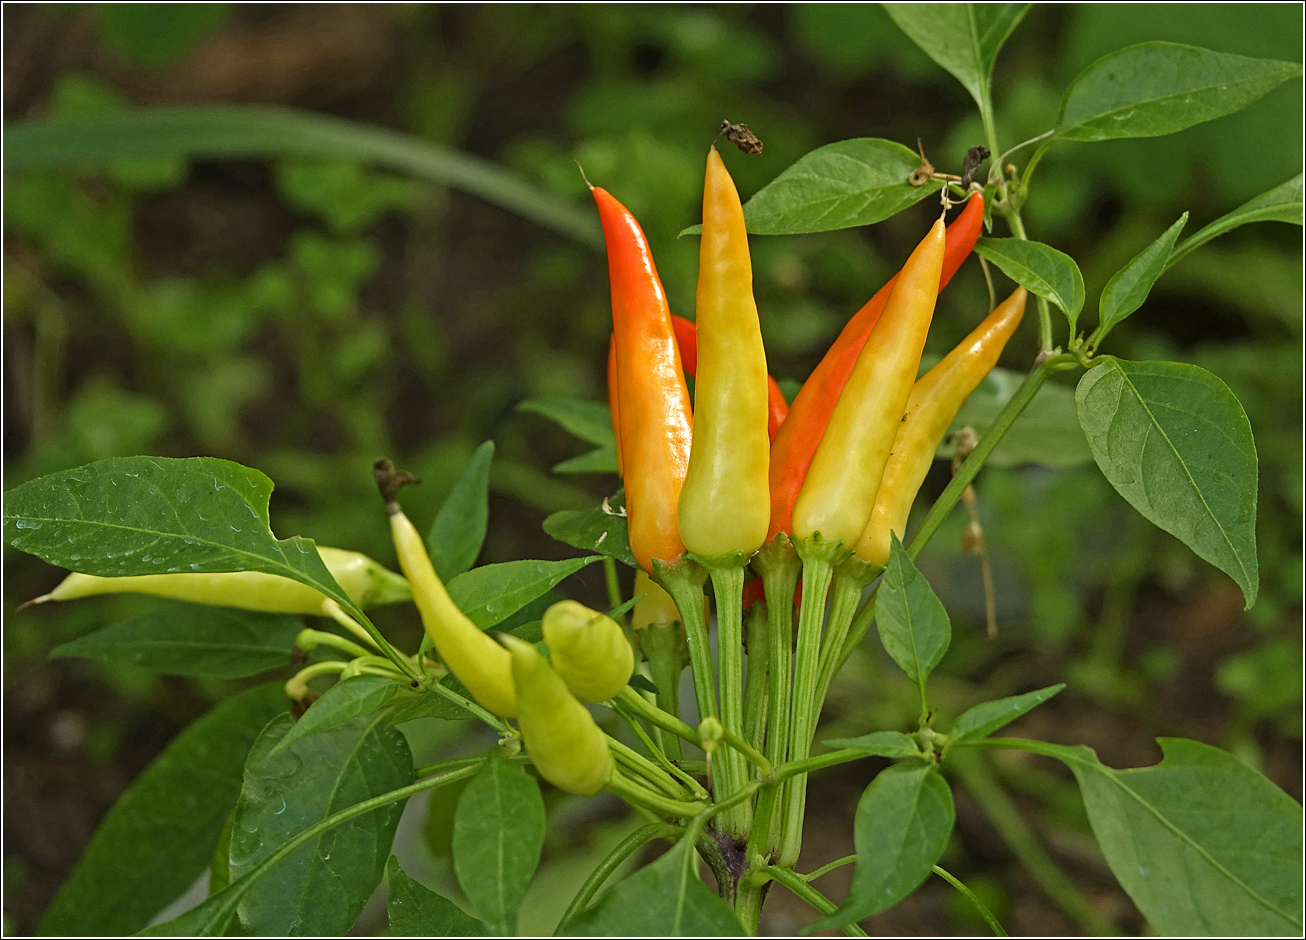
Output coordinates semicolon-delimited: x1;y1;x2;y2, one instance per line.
632;568;680;630
387;504;516;717
768;193;984;539
792;218;947;546
856;287;1026;565
541;599;634;702
501;634;614;796
591;184;693;573
31;546;411;614
671;314;788;441
677;147;771;558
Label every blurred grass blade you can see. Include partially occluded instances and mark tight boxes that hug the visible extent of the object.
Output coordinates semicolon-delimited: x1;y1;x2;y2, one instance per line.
3;105;600;250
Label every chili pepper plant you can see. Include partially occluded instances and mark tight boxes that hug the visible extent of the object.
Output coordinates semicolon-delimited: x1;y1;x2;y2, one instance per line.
5;7;1303;937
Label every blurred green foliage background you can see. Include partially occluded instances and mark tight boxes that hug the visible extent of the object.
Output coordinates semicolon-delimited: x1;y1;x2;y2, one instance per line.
3;4;1300;935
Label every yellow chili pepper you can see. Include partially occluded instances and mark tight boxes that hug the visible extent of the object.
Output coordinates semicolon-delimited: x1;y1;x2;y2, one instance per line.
501;634;614;796
792;219;946;546
31;546;410;614
541;599;634;702
856;287;1026;565
387;503;516;718
677;147;770;558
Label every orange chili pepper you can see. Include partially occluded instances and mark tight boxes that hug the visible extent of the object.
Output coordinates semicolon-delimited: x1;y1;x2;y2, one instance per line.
591;184;694;572
671;314;789;441
767;192;985;539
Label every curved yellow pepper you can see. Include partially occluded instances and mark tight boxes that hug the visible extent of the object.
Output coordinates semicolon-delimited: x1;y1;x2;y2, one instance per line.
793;219;946;546
502;634;614;797
36;546;411;615
387;505;516;718
541;599;634;702
677;147;771;558
856;287;1026;565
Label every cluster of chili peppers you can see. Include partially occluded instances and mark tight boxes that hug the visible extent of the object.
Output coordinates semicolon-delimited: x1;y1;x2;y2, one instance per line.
594;140;1023;869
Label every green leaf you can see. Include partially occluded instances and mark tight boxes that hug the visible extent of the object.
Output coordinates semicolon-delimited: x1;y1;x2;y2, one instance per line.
1056;42;1303;142
877;535;951;696
3;106;600;249
50;601;301;677
681;139;941;237
392;684;475;723
1076;358;1258;607
812;764;955;929
552;445;620;475
230;711;413;934
933;365;1091;468
1095;214;1188;340
429;441;494;581
882;4;1030;111
2;456;367;623
271;676;403;753
1166;173;1304;271
951;684;1064;744
40;684;286;937
1032;738;1303;936
452;752;546;935
517;398;615;447
569;838;744;936
386;857;489;936
542;490;637;569
446;556;600;630
822;730;923;759
973;238;1085;330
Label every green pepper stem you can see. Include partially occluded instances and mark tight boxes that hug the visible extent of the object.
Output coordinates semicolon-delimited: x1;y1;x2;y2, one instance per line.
609;737;695;801
699;554;752;837
753;534;799;856
778;534;848;868
295;628;371;660
610;699;708;800
285;660;347;699
652;557;717;725
742;600;770;762
605;767;706;818
813;559;880;708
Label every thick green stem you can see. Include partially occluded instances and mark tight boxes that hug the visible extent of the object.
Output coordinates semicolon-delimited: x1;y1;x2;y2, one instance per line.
556;822;684;931
755;865;868;937
948;750;1118;936
753;534;799;855
653;557;716;725
702;555;751;837
778;534;847;868
813;558;881;708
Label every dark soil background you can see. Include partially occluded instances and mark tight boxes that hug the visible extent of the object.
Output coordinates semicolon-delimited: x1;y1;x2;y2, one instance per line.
4;4;1301;935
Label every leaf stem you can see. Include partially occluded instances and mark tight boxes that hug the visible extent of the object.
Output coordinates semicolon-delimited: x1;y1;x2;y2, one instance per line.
755;865;869;937
932;865;1008;937
804;853;856;882
602;557;625;624
555;822;684;931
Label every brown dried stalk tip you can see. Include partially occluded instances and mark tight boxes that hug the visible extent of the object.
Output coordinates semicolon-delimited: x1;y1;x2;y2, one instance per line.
374;458;419;507
961;145;991;188
909;139;935;187
719;120;763;155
